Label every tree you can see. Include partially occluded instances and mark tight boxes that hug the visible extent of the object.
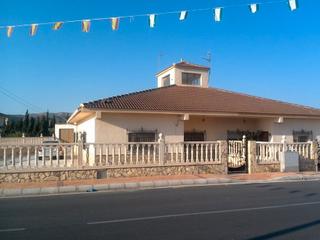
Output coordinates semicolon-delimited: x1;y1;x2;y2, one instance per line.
23;110;29;135
34;117;41;136
28;117;35;136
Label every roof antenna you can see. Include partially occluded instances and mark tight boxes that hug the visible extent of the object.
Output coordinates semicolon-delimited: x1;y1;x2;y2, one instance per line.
157;52;164;71
202;51;212;84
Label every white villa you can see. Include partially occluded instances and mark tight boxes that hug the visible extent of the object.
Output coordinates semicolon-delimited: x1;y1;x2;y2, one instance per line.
1;61;319;180
63;61;320;145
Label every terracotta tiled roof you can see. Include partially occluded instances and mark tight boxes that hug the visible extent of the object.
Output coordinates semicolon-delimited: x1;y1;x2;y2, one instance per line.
83;85;320;117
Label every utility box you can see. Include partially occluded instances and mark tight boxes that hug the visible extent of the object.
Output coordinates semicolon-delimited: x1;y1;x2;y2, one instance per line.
280;151;299;172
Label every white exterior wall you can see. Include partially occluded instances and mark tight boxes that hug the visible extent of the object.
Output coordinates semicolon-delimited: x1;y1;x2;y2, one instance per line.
54;124;77;139
73;113;320;144
184;116;259;140
157;68;176;87
77;117;96;143
95;113;184;143
258;118;320;142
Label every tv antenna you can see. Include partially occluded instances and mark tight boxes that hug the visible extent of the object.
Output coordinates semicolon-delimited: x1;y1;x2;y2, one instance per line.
202;51;212;84
157;52;165;71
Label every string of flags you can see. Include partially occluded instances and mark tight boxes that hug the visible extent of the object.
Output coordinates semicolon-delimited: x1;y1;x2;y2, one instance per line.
0;0;298;38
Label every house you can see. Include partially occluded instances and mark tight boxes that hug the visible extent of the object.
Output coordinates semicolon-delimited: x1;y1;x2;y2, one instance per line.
66;61;320;145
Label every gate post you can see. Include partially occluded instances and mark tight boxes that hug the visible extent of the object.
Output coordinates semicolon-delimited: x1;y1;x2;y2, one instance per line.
247;140;256;174
311;140;319;172
158;133;165;165
218;140;228;174
78;140;84;167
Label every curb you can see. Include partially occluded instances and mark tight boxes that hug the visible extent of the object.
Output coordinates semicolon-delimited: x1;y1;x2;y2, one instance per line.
1;176;320;198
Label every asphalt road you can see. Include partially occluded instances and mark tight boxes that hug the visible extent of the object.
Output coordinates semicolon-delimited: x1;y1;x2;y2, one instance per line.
1;181;320;240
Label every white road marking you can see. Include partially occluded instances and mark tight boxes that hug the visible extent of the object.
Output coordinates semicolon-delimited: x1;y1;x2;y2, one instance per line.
88;200;320;225
0;228;26;233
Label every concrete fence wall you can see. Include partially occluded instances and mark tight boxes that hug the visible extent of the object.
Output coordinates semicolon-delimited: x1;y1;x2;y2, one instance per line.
0;139;318;183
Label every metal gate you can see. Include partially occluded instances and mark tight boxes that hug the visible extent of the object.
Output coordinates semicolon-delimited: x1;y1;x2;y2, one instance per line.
228;137;247;173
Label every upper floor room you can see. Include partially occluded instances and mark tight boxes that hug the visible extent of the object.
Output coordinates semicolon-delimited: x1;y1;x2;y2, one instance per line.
156;61;210;88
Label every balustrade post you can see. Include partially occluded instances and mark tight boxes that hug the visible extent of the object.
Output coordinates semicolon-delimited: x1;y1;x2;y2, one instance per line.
218;140;228;174
281;135;287;152
242;135;247;160
247;141;256;174
311;140;319;172
78;140;83;167
158;133;165;165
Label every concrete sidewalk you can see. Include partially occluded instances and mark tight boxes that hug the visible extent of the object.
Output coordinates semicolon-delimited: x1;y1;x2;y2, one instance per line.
1;172;320;198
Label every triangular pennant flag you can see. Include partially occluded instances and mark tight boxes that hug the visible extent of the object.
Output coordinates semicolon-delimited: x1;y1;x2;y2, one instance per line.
52;22;63;30
179;11;187;21
7;26;14;37
30;24;38;36
214;8;222;22
111;17;119;31
149;14;156;28
289;0;298;11
250;4;259;14
82;20;90;32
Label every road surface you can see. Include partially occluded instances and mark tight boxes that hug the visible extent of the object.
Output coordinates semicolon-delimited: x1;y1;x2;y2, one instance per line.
1;181;320;239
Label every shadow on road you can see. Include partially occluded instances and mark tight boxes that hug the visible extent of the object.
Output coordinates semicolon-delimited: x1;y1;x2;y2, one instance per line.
246;219;320;240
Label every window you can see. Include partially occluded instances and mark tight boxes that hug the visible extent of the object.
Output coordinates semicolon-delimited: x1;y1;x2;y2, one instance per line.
128;132;156;142
182;72;201;86
227;130;269;141
293;130;312;142
162;75;170;86
184;132;205;141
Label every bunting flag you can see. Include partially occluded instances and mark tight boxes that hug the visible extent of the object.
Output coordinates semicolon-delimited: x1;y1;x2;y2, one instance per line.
289;0;298;11
179;11;187;21
7;26;14;37
82;20;90;32
52;22;63;30
0;1;302;38
250;4;258;14
111;17;119;31
214;8;222;22
30;24;38;36
149;14;156;28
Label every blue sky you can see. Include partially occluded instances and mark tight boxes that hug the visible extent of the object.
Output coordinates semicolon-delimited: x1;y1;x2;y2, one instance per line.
0;0;319;114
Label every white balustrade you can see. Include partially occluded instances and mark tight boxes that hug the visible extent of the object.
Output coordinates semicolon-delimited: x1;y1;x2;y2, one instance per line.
0;141;223;171
256;142;283;163
165;141;221;165
256;141;313;164
83;142;160;167
0;143;78;170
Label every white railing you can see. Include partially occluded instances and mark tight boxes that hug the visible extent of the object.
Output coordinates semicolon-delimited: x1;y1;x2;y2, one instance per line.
256;141;313;164
0;136;54;145
228;140;246;168
84;142;160;167
165;141;221;164
256;142;284;164
0;143;79;169
0;141;224;171
287;142;312;160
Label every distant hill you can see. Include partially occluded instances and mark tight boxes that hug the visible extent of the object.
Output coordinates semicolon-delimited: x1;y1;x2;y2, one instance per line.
0;112;70;124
